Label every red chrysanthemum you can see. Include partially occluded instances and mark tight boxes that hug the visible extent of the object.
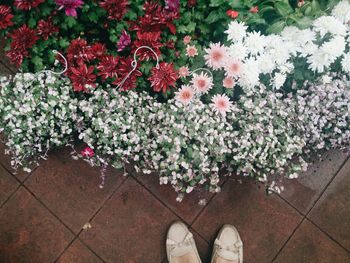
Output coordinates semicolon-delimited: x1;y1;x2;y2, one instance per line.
97;55;119;80
148;62;178;93
14;0;44;10
0;5;13;30
91;43;106;59
66;38;94;65
132;31;163;61
99;0;129;21
9;24;38;50
116;57;142;91
6;48;28;67
69;64;96;92
37;19;59;40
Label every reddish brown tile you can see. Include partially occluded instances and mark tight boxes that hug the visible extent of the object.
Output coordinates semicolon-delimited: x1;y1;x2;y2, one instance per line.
308;158;350;251
25;147;127;233
192;179;302;263
0;38;17;73
0;164;19;206
0;187;73;263
133;171;220;225
274;220;350;263
280;150;348;214
0;139;33;182
80;177;179;263
57;239;103;263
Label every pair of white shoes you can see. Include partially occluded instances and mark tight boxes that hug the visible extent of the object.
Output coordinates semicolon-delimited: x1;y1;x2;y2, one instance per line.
166;221;243;263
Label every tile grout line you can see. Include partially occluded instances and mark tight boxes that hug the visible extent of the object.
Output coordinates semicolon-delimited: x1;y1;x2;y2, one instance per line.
190;179;228;227
54;175;129;262
306;218;350;254
270;155;350;262
304;155;350;216
270;217;306;263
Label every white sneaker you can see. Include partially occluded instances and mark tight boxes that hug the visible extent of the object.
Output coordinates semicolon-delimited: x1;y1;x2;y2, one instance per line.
211;225;243;263
166;221;202;263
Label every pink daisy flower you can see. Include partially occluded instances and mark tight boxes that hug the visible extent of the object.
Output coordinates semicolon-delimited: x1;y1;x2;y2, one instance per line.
175;85;195;105
178;66;190;78
223;77;235;89
191;72;213;94
183;35;192;44
204;42;227;70
211;94;232;116
225;60;242;78
186;45;198;57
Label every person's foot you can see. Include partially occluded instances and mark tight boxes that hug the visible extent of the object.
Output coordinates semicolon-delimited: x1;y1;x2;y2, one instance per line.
211;225;243;263
166;221;201;263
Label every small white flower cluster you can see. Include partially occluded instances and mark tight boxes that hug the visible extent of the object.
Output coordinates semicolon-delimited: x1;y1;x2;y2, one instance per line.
204;0;350;92
0;72;349;195
294;74;350;152
0;72;78;171
79;87;238;193
231;84;308;188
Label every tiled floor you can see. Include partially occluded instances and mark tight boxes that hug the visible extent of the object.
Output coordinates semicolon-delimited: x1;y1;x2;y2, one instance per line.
1;64;350;262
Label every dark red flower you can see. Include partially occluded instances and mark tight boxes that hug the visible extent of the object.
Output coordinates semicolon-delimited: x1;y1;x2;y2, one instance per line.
9;24;38;50
91;43;106;59
14;0;44;10
81;146;94;157
99;0;129;21
132;31;163;61
66;38;94;65
165;0;180;12
0;5;13;29
148;62;178;93
117;30;131;52
37;19;59;40
116;57;142;91
187;0;197;7
129;1;179;34
69;64;96;92
97;55;119;80
6;48;28;67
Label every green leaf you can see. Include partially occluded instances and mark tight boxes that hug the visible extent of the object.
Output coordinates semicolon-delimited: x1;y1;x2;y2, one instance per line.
205;9;226;24
274;2;294;17
267;20;285;34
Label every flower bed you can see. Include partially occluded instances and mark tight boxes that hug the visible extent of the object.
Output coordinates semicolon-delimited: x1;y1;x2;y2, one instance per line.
0;0;350;197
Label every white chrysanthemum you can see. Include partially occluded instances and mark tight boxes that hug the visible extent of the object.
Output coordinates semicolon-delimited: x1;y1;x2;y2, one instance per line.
244;31;267;56
341;53;350;73
299;42;318;57
227;42;248;61
332;0;350;23
224;21;248;42
272;73;286;89
239;59;260;88
281;26;300;41
307;51;332;73
257;54;275;74
313;16;347;37
320;36;346;62
294;29;316;46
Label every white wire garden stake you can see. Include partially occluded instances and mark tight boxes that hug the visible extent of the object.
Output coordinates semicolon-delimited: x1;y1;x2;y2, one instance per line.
117;45;160;90
189;67;213;79
37;50;68;76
